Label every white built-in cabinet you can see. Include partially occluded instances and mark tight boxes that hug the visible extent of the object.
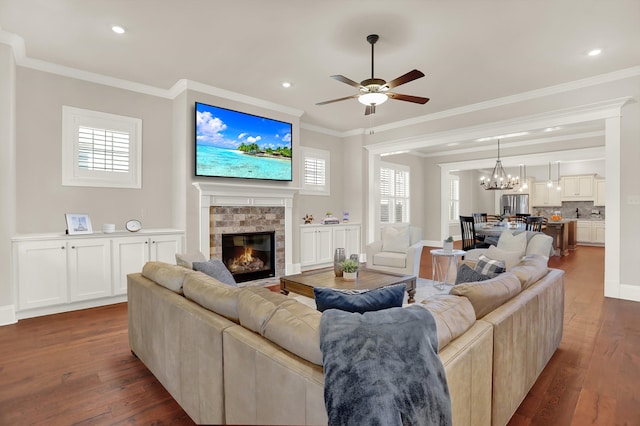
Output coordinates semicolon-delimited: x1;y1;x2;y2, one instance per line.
595;179;606;206
12;230;183;319
561;175;595;201
299;224;361;271
576;220;605;245
533;182;562;206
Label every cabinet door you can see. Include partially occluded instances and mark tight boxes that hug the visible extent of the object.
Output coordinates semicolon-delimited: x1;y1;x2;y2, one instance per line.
112;236;150;295
533;182;548;206
300;228;319;267
67;238;112;301
593;223;605;244
562;177;579;197
576;221;592;243
344;226;361;258
316;228;334;265
578;176;594;197
16;240;68;310
547;186;562;206
150;234;182;263
595;180;606;206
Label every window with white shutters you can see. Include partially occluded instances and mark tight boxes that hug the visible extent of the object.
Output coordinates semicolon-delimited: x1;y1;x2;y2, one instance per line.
380;162;410;224
62;106;142;188
300;147;330;195
448;175;460;222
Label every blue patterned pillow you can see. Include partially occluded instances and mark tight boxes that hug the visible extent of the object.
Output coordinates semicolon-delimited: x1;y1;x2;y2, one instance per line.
192;259;237;287
455;263;492;284
313;284;406;313
474;255;505;278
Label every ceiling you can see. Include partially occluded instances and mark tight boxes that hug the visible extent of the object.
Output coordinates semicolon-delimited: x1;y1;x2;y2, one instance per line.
1;0;639;158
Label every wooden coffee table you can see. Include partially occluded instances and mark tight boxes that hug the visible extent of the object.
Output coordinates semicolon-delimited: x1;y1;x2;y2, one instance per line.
280;268;417;303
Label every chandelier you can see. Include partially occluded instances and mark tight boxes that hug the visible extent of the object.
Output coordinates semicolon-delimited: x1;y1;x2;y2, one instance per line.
480;140;518;190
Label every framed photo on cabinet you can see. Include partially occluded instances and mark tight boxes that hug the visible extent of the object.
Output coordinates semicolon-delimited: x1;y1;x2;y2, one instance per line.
65;213;93;235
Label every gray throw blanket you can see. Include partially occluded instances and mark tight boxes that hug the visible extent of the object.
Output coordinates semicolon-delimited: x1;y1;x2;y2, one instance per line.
320;306;452;426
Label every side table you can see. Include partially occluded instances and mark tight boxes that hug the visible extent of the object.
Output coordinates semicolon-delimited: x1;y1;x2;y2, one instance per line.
430;249;466;289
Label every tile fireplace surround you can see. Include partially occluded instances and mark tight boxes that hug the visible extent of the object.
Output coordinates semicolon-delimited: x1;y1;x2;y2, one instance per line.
193;182;298;276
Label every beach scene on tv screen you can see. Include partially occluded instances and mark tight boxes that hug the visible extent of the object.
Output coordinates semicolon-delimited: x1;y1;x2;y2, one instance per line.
196;103;292;180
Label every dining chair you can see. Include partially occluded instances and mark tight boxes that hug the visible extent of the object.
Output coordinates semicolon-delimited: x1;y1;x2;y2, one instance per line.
514;213;530;224
526;216;544;232
472;213;488;244
460;216;490;250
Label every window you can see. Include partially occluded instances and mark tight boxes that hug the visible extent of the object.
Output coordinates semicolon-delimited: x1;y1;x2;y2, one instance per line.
380;162;410;224
448;175;460;222
62;106;142;188
300;147;330;195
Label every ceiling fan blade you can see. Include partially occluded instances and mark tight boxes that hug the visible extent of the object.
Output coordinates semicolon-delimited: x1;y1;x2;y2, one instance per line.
364;104;376;116
384;69;425;89
330;75;363;89
316;94;359;106
387;93;430;104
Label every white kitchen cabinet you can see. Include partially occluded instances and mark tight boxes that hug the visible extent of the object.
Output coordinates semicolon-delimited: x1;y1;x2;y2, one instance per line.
576;220;605;245
561;175;594;200
595;179;606;206
300;226;333;269
12;229;184;318
332;225;361;259
533;182;562;206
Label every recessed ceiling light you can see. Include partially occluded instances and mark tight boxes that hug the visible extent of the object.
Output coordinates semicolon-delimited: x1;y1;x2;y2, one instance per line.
544;127;561;132
475;132;529;142
281;82;291;88
112;25;126;34
588;48;602;57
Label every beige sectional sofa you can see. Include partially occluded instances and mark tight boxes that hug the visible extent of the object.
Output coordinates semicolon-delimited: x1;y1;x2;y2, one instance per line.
128;255;563;426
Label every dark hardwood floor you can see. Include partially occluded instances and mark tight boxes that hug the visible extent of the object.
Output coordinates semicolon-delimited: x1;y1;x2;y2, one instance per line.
1;245;638;425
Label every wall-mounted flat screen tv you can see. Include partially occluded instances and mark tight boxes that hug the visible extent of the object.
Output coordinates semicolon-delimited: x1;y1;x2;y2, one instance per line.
195;102;292;181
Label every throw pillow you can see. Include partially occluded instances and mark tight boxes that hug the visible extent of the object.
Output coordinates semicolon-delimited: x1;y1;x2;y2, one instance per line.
474;254;505;278
525;233;554;257
381;225;411;253
455;263;492;284
192;258;237;287
449;272;522;319
175;251;207;269
497;230;527;257
486;245;523;271
313;284;406;313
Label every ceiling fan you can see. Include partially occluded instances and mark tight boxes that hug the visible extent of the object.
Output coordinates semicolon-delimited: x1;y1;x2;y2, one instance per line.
316;34;430;115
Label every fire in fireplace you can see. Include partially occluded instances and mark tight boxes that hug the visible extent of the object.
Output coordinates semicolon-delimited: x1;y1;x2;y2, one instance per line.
221;231;275;283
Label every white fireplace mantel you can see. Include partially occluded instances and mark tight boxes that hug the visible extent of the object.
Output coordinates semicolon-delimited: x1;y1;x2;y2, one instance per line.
193;182;299;275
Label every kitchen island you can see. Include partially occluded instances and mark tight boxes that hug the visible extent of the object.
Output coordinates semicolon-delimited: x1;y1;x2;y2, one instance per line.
544;219;577;256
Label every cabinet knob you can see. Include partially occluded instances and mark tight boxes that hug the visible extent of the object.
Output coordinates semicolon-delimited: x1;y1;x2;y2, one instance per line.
61;246;65;249
145;241;148;244
71;246;76;249
152;241;156;244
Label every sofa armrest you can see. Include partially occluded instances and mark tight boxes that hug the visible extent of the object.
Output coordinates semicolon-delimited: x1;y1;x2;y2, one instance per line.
365;240;383;263
405;241;424;277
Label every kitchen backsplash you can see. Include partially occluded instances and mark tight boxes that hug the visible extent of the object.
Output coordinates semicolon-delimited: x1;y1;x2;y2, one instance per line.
533;201;605;219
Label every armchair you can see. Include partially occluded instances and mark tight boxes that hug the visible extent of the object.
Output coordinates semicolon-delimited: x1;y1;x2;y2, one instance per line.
365;225;423;277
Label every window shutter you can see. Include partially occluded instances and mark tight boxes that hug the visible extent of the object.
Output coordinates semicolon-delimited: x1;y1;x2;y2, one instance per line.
78;126;130;172
304;157;325;186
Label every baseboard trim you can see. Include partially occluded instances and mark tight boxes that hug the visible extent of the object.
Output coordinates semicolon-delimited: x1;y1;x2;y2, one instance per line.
15;295;128;321
0;304;17;326
617;282;640;302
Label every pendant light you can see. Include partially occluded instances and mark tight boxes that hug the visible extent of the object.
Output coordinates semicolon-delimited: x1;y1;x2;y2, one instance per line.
479;140;518;190
518;164;528;192
547;162;553;188
556;161;562;191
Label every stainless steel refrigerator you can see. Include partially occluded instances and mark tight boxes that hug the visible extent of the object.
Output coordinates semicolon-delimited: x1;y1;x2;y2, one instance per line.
500;194;529;215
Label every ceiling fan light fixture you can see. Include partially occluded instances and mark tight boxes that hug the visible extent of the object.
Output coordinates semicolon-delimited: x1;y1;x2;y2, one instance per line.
358;92;388;106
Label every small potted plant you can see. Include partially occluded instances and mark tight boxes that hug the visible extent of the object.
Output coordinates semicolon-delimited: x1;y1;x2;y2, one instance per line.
443;236;454;252
339;258;360;281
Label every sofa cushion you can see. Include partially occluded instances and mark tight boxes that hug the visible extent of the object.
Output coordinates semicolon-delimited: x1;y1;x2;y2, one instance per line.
486;245;523;271
525;233;554;257
238;286;296;334
262;300;323;365
183;272;242;322
372;251;407;268
192;258;237;286
313;284;406;313
419;295;476;351
449;272;521;319
175;251;207;269
142;261;194;294
497;230;527;257
510;254;550;289
455;264;491;284
474;255;506;278
381;225;410;253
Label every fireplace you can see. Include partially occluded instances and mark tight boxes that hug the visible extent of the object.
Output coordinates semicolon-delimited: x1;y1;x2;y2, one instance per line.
221;231;275;283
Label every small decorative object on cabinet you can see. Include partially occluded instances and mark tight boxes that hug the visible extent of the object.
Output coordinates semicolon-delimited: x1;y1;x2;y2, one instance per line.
340;258;360;281
443;236;454;253
342;212;350;222
334;248;346;277
65;213;93;235
302;214;314;224
125;219;142;232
